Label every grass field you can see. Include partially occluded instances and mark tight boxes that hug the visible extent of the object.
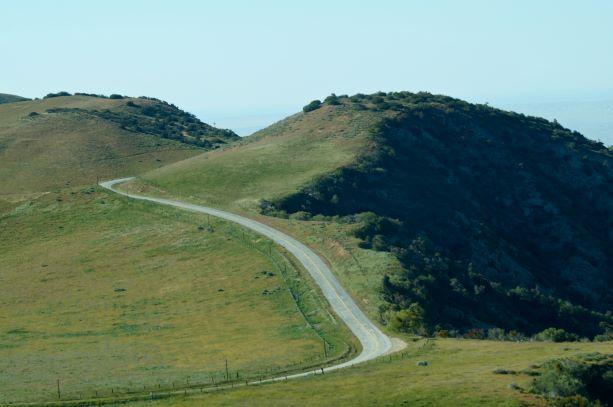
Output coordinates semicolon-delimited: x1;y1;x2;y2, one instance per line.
129;338;613;406
0;187;354;403
0;96;200;198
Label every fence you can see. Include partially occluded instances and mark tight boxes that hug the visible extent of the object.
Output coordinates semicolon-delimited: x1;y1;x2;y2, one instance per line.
1;216;360;406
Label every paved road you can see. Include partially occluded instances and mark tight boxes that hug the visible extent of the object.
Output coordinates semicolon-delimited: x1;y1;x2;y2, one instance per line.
100;177;393;380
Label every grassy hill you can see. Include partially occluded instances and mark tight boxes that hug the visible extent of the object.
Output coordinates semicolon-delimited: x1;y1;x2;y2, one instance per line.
128;104;383;211
0;187;354;403
3;91;610;406
0;93;30;104
0;93;359;404
0;94;238;199
128;92;612;340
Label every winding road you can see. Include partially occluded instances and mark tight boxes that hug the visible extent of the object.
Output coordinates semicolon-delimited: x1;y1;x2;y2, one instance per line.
100;177;393;380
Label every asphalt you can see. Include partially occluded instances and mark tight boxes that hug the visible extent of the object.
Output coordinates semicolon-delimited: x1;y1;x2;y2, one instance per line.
99;177;394;380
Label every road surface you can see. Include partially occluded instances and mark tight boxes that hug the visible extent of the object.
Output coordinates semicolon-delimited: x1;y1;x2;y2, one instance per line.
99;177;393;380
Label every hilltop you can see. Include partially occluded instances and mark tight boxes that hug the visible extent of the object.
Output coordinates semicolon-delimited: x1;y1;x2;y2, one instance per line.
0;93;238;197
0;93;30;104
131;92;612;339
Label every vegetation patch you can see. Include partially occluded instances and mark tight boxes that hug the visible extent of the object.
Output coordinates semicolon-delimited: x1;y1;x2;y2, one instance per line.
46;97;237;148
0;93;29;104
530;353;612;406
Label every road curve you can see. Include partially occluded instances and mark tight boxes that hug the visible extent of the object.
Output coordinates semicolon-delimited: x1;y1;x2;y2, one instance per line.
99;177;393;379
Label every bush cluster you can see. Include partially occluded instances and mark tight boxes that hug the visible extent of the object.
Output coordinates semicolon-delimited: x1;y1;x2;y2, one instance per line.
43;91;72;98
531;354;612;405
303;100;322;113
45;99;237;148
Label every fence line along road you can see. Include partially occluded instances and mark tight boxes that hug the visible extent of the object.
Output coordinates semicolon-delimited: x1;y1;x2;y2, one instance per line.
99;177;393;382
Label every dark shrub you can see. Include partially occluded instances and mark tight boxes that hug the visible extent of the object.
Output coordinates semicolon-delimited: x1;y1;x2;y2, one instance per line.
109;94;124;99
324;94;341;105
531;354;612;405
535;328;580;342
303;100;322;113
493;368;516;375
44;91;72;99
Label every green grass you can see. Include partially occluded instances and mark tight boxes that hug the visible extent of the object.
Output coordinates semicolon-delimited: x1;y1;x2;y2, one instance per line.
128;105;383;211
122;105;402;327
0;187;354;403
0;96;200;198
254;215;403;325
128;339;613;406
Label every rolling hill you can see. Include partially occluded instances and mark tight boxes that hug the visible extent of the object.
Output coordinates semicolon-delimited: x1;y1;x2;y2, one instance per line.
2;90;611;406
0;93;238;199
129;92;612;339
0;94;353;403
129;102;382;211
0;186;353;403
0;93;30;104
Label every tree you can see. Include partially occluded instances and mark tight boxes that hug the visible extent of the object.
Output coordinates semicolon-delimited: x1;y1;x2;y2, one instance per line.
388;303;424;333
324;93;340;105
535;327;579;342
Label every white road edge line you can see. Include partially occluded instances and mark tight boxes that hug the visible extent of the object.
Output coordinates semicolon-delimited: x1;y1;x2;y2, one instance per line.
99;177;394;382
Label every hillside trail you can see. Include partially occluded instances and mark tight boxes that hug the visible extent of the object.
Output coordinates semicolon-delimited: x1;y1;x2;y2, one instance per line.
100;178;403;382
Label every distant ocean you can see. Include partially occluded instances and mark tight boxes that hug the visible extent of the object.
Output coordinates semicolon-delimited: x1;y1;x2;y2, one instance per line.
196;97;613;145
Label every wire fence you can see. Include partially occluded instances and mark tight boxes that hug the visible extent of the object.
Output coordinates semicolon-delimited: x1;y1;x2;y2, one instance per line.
1;216;360;406
2;339;431;406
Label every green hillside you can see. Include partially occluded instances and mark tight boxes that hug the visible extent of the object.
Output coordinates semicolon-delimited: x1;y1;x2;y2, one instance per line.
0;94;238;198
128;104;382;211
0;94;357;404
0;93;30;104
129;92;612;340
0;186;353;403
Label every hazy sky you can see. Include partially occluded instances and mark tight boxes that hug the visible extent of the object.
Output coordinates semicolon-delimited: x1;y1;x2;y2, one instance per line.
3;1;613;140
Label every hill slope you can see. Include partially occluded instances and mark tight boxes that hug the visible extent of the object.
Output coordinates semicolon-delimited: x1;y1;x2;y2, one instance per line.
0;93;29;104
0;186;346;403
131;103;382;210
274;93;612;338
0;94;238;197
132;92;612;338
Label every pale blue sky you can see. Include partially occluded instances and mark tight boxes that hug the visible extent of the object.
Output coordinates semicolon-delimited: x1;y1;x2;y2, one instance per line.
3;1;613;141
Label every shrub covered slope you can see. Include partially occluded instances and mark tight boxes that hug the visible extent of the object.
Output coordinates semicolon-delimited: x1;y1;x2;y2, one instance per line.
0;93;30;104
269;92;612;338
